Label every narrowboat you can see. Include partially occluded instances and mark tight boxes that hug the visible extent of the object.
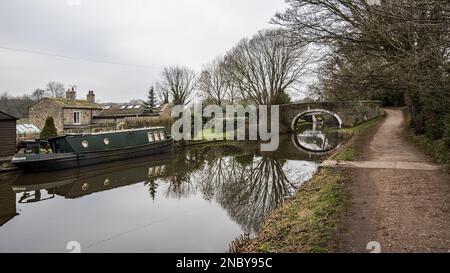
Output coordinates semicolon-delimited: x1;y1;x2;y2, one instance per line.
11;127;173;172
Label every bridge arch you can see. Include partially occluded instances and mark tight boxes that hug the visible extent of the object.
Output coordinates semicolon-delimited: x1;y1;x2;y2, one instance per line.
291;109;343;131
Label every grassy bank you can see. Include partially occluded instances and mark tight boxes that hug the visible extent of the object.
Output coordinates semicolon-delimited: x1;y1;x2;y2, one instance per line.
231;168;350;253
232;117;384;253
332;117;383;161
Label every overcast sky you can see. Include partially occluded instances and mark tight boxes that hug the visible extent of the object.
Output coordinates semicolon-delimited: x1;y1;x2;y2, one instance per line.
0;0;288;103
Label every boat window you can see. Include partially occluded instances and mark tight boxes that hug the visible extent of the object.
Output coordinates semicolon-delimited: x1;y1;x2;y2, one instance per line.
82;140;89;148
154;132;161;141
147;132;154;142
104;138;110;145
159;131;166;140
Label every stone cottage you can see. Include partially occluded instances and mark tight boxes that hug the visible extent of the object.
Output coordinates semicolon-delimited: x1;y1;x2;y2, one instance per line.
29;88;161;134
29;88;104;134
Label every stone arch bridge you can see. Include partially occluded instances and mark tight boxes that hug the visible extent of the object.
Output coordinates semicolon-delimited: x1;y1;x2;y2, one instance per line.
278;101;384;133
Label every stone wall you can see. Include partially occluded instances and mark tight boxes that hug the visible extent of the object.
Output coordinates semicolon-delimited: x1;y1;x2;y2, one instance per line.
63;108;101;128
124;104;173;130
124;116;173;130
92;118;121;130
29;100;64;133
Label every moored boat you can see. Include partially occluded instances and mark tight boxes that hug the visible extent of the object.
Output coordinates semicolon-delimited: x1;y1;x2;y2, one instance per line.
12;127;173;172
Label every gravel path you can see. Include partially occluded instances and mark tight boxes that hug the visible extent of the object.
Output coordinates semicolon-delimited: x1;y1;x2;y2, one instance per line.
340;109;450;253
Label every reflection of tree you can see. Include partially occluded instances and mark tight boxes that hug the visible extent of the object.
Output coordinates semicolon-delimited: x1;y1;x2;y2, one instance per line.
144;179;158;201
160;145;243;199
163;149;204;198
215;157;300;233
156;145;312;234
190;153;306;233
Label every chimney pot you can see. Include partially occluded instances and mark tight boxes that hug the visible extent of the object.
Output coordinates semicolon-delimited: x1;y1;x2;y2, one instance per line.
66;88;76;100
87;90;96;102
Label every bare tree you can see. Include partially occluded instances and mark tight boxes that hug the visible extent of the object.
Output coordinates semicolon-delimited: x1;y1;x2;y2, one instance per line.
45;81;65;98
154;82;169;105
32;88;46;101
198;58;231;105
274;0;450;138
159;66;197;105
222;29;310;105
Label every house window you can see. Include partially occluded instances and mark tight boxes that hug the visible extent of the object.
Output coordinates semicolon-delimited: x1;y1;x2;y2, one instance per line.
73;111;81;125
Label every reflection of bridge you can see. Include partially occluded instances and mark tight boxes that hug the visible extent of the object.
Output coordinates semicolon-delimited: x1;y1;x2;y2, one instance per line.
232;134;339;159
279;101;384;133
291;129;340;157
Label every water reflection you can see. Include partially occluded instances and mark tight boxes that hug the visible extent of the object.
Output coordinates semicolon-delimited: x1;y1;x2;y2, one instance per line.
293;124;340;155
0;131;339;252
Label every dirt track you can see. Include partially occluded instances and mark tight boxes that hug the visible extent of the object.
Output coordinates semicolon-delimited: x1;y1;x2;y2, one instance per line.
340;109;450;253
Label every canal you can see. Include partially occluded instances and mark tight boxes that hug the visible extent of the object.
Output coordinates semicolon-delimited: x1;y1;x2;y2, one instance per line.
0;125;341;252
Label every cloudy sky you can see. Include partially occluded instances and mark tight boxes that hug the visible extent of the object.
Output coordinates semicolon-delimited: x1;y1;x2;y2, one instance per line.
0;0;288;102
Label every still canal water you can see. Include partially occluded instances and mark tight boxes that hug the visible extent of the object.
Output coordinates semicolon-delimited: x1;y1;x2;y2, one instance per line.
0;126;340;253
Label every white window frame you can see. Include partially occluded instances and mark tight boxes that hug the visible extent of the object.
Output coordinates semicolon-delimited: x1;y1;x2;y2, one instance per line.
73;111;81;125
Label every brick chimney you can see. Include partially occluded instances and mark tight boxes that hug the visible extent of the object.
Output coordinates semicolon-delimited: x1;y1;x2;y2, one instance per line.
66;87;76;100
87;90;95;102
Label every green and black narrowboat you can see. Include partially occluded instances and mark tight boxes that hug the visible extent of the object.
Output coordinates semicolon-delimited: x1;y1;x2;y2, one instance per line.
12;127;173;172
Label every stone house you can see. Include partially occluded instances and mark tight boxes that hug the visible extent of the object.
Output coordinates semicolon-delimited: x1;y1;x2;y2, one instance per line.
29;88;161;134
29;88;104;134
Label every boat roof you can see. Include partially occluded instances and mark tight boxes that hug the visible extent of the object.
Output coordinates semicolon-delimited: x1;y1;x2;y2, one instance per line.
67;127;166;137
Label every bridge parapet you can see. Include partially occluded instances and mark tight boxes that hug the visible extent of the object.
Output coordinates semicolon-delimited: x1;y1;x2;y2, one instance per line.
279;100;384;133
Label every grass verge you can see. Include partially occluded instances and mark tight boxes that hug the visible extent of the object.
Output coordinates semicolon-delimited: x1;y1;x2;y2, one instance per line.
230;168;350;253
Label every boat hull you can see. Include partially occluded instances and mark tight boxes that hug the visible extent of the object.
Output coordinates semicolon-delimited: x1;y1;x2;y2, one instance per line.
12;138;174;173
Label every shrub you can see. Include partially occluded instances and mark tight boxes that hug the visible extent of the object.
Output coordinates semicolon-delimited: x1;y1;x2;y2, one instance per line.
443;114;450;148
40;116;58;140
